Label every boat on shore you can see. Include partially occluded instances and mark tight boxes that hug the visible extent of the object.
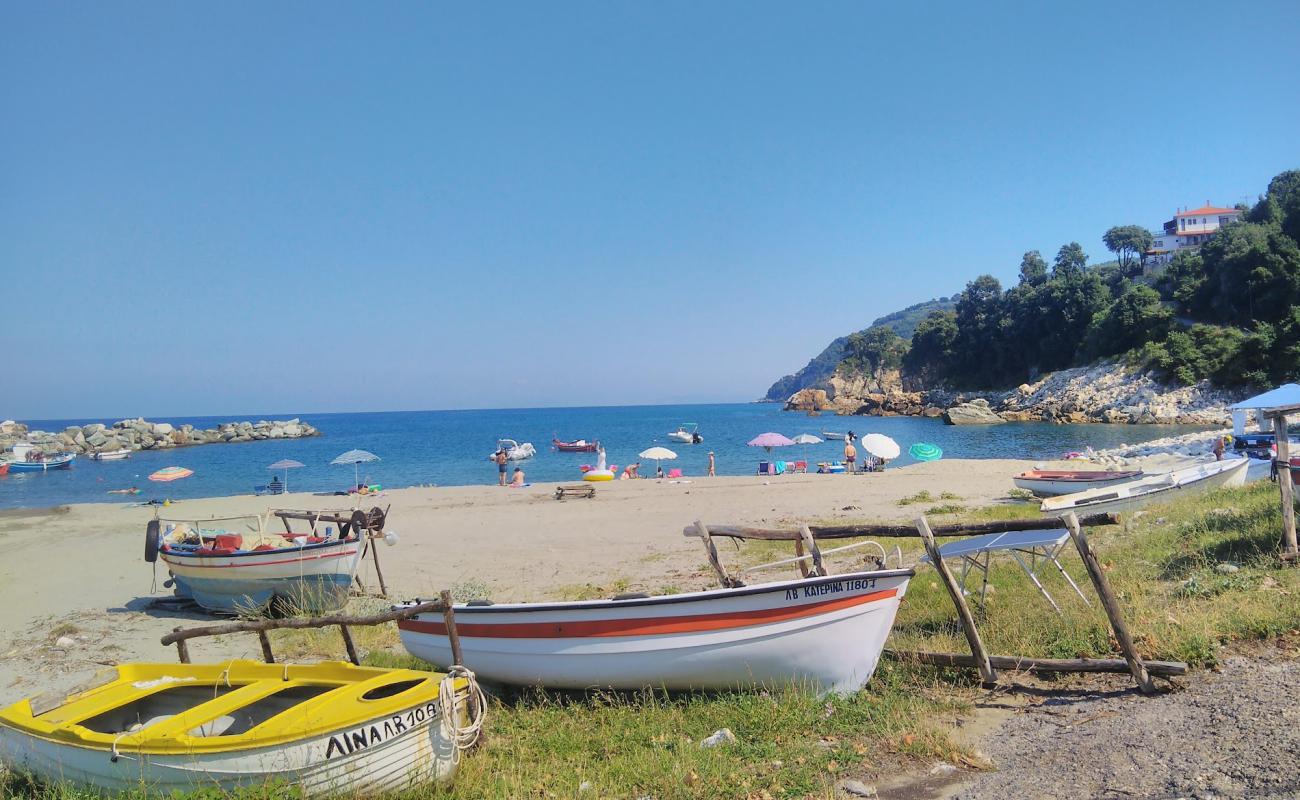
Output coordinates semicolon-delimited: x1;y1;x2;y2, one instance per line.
667;423;703;444
1040;458;1249;517
397;566;912;694
148;513;368;614
1013;469;1144;497
489;439;536;461
0;660;474;796
90;448;132;461
552;437;598;453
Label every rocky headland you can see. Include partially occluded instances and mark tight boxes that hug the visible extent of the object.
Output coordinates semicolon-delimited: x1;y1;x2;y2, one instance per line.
783;362;1238;426
0;417;320;458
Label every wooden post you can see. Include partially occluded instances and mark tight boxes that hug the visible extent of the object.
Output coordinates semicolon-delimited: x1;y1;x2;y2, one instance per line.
915;516;996;686
339;624;360;665
694;520;742;588
440;589;464;666
258;631;275;663
793;537;811;578
370;534;389;597
173;628;190;664
798;525;827;577
1273;413;1297;560
1062;512;1155;695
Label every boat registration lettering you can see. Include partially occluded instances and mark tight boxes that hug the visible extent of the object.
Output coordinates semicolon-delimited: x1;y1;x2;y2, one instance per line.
783;577;876;601
323;702;436;759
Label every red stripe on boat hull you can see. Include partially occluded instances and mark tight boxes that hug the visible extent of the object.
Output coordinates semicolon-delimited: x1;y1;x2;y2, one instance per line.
399;588;898;639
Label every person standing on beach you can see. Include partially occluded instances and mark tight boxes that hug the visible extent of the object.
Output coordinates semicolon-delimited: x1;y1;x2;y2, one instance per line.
494;448;509;485
707;451;716;477
844;440;857;472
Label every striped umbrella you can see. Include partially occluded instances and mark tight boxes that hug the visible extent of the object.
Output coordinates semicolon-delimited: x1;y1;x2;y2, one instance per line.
267;459;305;492
331;449;380;488
909;442;943;462
148;466;193;482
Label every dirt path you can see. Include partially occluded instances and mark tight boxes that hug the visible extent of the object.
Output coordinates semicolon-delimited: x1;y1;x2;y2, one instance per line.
934;646;1300;800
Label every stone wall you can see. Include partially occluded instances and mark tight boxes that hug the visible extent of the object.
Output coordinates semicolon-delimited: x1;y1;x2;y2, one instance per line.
0;417;320;457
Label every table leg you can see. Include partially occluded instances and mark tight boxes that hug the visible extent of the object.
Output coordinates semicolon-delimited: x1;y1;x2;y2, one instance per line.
1012;549;1062;615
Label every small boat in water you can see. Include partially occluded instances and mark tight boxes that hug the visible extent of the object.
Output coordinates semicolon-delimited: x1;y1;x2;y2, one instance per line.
397;566;912;694
489;439;536;461
552;437;598;453
148;513;370;614
90;448;132;461
1012;469;1144;497
1040;458;1249;517
667;423;703;444
0;660;477;796
5;448;76;471
820;430;846;441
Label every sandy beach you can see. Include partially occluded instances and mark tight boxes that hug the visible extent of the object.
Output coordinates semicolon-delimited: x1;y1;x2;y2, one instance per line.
0;458;1041;703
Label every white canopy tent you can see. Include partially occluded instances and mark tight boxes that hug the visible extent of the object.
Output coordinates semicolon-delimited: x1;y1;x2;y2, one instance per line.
1229;384;1300;435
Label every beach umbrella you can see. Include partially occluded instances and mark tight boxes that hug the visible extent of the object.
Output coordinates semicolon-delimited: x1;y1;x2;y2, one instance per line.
267;458;305;492
747;432;796;454
331;449;380;488
909;442;943;462
148;466;193;482
860;433;901;461
638;446;677;475
790;433;823;461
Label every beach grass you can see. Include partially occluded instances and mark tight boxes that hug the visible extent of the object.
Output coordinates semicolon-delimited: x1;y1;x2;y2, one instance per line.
5;481;1298;799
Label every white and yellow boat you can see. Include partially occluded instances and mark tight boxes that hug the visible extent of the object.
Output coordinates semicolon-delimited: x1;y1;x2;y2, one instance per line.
0;660;482;796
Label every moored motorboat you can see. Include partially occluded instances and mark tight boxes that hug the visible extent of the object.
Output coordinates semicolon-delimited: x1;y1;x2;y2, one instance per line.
1039;458;1249;517
90;448;132;461
489;439;536;461
1012;469;1144;497
820;430;846;441
0;660;478;796
552;437;598;453
149;514;368;614
397;566;912;694
667;423;703;444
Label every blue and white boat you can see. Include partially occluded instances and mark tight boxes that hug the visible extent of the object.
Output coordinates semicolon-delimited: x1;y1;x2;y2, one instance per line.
147;514;366;614
5;444;76;472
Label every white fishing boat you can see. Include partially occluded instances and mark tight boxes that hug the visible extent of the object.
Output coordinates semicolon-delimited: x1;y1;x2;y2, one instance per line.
90;448;132;461
148;514;368;614
820;430;846;441
397;566;913;694
489;439;536;461
1040;458;1249;517
0;660;479;796
667;423;703;444
1012;469;1144;497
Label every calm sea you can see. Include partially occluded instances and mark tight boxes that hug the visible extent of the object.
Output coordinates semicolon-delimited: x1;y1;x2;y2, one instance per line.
1;404;1213;509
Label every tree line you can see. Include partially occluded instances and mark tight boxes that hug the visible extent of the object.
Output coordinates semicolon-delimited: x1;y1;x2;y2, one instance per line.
840;169;1300;391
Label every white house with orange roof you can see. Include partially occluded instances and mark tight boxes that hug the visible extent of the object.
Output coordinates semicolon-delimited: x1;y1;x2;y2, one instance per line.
1145;203;1242;268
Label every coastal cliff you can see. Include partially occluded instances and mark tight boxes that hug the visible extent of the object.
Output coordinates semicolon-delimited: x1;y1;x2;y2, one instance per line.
784;361;1235;425
0;417;320;457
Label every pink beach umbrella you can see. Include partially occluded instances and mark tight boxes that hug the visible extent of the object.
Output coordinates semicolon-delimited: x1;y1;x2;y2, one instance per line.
747;432;796;455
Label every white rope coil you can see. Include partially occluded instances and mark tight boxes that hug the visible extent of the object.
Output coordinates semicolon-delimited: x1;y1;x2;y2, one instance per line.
439;665;486;761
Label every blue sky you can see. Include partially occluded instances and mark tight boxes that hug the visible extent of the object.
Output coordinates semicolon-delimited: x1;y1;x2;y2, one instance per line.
3;1;1298;419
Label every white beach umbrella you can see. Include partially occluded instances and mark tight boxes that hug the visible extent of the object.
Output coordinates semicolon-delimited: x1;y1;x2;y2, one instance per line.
267;459;305;492
638;446;677;475
331;449;380;488
791;433;823;461
860;434;901;460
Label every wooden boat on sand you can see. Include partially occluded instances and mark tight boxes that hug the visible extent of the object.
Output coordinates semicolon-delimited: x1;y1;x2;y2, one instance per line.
0;660;476;796
1013;469;1143;497
398;565;912;694
1040;458;1249;517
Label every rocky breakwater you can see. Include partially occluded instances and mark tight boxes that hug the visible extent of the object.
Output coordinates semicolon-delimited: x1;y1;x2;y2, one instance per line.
0;417;320;457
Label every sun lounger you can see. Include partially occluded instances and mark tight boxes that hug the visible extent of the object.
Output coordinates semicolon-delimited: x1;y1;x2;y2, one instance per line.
919;528;1092;615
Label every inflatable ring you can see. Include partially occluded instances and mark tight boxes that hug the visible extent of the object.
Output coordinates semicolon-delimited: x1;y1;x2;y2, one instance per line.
583;470;616;482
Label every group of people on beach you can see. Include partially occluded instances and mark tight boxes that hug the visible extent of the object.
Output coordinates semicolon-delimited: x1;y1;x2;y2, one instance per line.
492;448;527;487
492;447;718;484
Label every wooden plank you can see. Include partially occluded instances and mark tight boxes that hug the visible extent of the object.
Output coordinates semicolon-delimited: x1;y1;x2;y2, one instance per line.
1062;512;1155;694
258;631;275;663
1274;414;1297;558
161;599;447;646
684;513;1121;541
370;537;389;597
339;625;360;665
916;515;996;686
793;537;811;578
886;650;1187;677
799;524;827;577
29;670;119;716
440;589;464;666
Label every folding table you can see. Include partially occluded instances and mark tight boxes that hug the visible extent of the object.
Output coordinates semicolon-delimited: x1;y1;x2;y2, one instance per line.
919;528;1092;614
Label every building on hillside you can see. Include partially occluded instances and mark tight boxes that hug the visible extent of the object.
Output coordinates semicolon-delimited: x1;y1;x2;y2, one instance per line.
1145;203;1242;269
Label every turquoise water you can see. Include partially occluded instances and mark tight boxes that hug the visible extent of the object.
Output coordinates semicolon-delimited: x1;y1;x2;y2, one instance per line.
2;404;1213;509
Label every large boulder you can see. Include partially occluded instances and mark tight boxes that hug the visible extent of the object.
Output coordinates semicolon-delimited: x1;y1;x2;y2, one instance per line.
152;422;174;435
87;431;109;448
81;423;105;436
784;388;830;412
943;399;1005;425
